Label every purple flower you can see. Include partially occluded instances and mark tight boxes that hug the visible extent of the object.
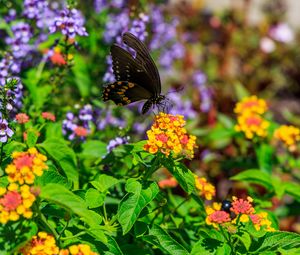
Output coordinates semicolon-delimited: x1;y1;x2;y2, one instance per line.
5;78;23;116
79;104;93;122
103;11;130;43
193;71;212;113
0;115;14;143
5;9;17;23
23;0;48;20
49;8;88;38
269;23;294;43
5;22;33;60
168;93;197;119
107;136;129;153
159;43;185;69
95;108;125;130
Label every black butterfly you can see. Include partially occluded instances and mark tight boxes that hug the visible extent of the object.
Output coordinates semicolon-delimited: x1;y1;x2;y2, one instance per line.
102;32;166;114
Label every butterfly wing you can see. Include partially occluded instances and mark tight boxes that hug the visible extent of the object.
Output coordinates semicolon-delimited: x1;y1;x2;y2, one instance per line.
102;81;152;106
122;32;161;96
110;45;156;95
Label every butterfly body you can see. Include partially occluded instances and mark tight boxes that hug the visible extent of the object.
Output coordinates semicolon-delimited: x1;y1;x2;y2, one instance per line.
102;32;166;114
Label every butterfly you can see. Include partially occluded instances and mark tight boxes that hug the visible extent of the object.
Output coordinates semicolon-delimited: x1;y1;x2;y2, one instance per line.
102;32;167;114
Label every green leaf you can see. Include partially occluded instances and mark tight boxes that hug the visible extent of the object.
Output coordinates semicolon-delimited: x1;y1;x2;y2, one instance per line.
230;169;274;191
40;184;104;232
163;159;195;194
234;82;249;100
91;174;119;193
23;69;52;110
45;123;63;140
118;179;159;234
144;224;189;255
271;176;285;199
235;231;251;251
255;144;275;174
72;55;91;97
250;231;300;253
38;138;79;188
85;188;106;208
191;239;230;255
4;141;26;156
105;236;124;255
35;169;70;188
80;140;107;160
284;182;300;201
26;129;39;148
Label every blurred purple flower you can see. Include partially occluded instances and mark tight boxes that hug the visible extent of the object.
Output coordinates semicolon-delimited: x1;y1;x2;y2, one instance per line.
49;8;88;38
269;23;294;43
79;104;93;122
168;93;197;119
193;71;212;112
0;114;14;143
103;11;130;43
62;112;80;141
5;9;17;23
23;0;48;20
260;37;275;53
103;56;115;83
107;136;129;153
5;22;34;60
95;108;125;130
6;78;24;116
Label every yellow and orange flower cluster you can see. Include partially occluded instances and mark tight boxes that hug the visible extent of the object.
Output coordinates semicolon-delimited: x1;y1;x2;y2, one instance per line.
194;176;215;200
20;232;99;255
0;183;36;224
20;232;59;255
0;148;48;224
205;196;275;232
5;148;48;185
234;96;270;139
274;125;300;152
234;96;267;115
59;244;98;255
144;113;197;158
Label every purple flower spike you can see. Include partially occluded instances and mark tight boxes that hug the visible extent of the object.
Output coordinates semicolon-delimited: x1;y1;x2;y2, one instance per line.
0;117;14;143
49;8;88;38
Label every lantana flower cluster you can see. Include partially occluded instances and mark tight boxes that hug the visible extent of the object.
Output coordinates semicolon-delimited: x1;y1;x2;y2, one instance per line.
234;96;270;139
0;183;36;224
144;113;197;158
194;176;216;200
20;232;98;255
274;125;300;152
19;231;59;255
59;244;99;255
205;196;275;232
0;148;48;224
5;148;48;185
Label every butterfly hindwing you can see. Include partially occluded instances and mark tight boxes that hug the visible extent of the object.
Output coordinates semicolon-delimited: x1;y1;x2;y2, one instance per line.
102;81;152;106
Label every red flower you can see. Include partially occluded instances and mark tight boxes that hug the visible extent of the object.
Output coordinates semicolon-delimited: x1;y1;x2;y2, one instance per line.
231;196;255;215
208;210;231;224
14;154;34;170
0;191;22;211
42;112;56;122
158;178;178;189
74;126;88;137
16;113;29;124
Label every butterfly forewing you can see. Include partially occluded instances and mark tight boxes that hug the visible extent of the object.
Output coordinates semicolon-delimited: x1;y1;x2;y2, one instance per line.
122;32;161;96
110;45;156;94
102;32;165;114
